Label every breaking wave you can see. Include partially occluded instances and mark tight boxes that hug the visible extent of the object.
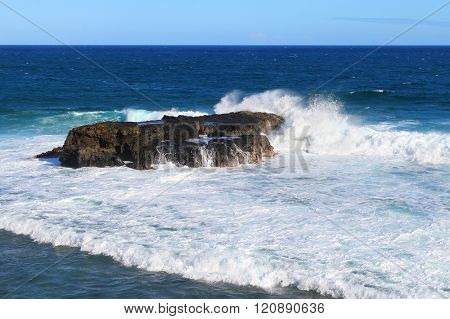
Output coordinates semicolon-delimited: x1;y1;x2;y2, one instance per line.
6;92;448;165
214;90;450;165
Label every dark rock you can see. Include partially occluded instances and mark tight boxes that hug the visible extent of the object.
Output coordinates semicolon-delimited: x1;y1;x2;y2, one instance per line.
180;135;274;167
39;111;283;169
35;147;64;158
59;122;139;168
163;111;283;137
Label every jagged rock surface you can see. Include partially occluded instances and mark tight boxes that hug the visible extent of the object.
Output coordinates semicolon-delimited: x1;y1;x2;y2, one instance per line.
36;111;283;169
34;147;63;159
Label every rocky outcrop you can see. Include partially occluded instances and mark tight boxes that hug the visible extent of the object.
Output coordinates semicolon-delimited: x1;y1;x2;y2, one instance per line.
36;111;283;169
35;147;63;158
58;122;139;168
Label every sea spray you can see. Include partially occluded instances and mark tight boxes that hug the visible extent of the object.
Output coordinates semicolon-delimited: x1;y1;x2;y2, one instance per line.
214;90;450;165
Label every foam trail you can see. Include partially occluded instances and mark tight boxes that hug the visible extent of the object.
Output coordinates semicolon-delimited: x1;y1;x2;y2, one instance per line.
214;90;450;165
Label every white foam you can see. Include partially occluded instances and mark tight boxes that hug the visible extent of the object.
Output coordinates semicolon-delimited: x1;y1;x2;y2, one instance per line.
214;90;450;165
122;108;207;122
349;89;385;94
70;111;105;116
0;135;448;298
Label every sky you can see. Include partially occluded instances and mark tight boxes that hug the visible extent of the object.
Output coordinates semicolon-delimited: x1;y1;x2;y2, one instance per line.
0;0;449;45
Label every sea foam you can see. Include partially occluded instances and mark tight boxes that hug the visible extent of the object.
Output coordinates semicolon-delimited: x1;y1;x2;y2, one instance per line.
122;108;207;122
0;134;448;298
215;90;450;165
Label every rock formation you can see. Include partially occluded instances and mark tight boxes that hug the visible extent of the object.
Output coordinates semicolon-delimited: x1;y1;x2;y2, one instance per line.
36;111;283;169
35;147;63;159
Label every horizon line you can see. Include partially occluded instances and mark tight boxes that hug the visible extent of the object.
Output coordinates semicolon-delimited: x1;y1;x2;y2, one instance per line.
0;44;450;47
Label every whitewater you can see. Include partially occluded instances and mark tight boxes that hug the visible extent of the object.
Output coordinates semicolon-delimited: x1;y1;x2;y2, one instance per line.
0;90;449;298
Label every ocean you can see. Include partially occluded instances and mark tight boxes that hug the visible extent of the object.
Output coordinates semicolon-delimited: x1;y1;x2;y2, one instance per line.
0;46;448;298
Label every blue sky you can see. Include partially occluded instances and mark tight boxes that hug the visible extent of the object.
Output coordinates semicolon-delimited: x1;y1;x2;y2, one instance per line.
0;0;449;45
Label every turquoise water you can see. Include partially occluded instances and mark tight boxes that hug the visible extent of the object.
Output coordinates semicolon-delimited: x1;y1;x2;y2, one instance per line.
0;46;449;298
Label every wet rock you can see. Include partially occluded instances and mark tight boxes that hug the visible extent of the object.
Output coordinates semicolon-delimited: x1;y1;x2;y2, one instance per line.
38;111;283;169
181;134;274;167
35;147;64;159
59;122;139;168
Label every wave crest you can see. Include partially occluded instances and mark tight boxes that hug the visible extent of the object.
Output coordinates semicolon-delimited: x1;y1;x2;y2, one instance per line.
214;90;449;165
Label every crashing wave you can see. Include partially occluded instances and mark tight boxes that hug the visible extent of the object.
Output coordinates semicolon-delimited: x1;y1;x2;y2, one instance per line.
214;90;449;165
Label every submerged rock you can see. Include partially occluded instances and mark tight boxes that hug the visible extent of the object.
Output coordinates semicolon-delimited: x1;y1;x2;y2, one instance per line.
37;111;283;169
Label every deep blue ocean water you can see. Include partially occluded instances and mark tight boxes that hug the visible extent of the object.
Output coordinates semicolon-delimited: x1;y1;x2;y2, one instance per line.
0;46;449;298
1;46;449;135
